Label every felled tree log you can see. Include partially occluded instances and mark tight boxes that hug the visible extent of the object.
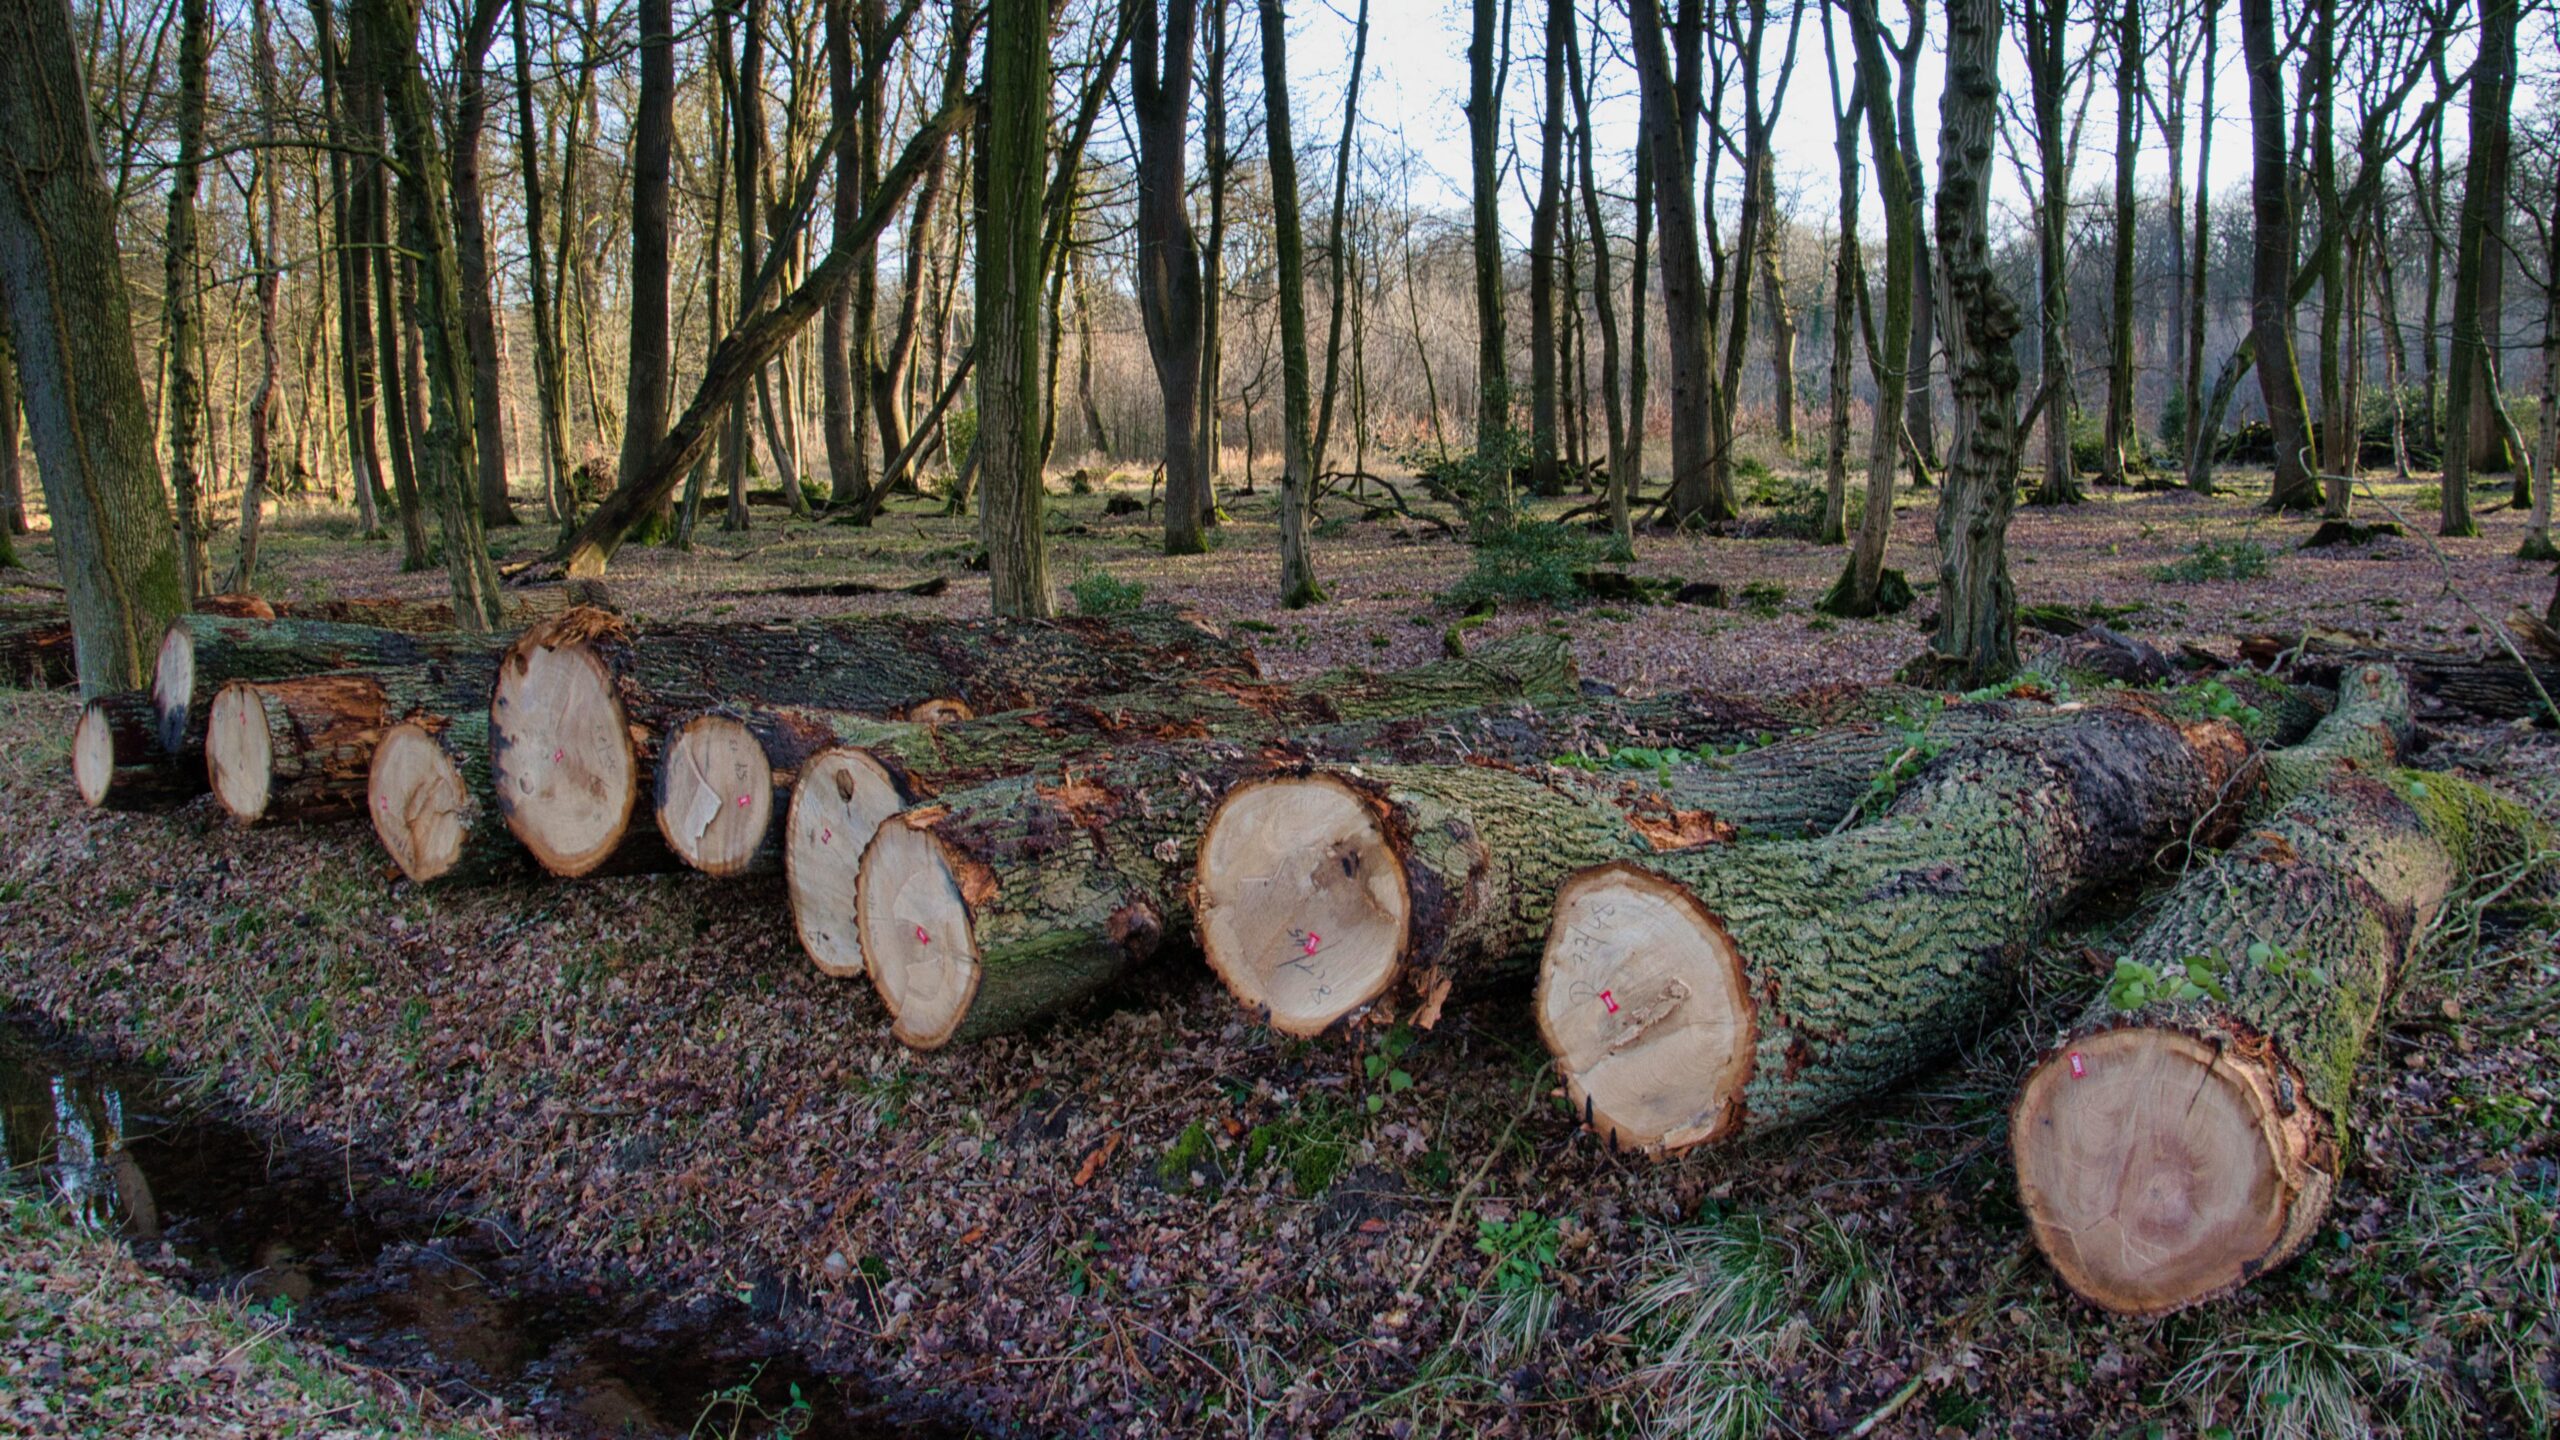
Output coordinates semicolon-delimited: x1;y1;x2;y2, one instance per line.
2012;770;2546;1316
369;712;534;886
0;605;75;688
848;689;1870;1049
491;606;1259;878
152;615;510;756
71;691;201;811
1537;668;2404;1158
661;630;1573;880
2239;630;2559;723
207;652;501;825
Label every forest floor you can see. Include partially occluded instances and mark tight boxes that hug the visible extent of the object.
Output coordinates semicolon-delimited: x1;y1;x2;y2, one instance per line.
1;457;2556;1437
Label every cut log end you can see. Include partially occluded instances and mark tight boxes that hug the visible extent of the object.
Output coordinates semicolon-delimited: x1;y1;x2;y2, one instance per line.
1536;862;1755;1156
2011;1026;2316;1317
205;683;274;824
784;749;909;977
490;637;635;877
1195;774;1409;1036
855;817;981;1048
71;702;118;809
655;715;775;878
370;722;472;883
152;622;196;752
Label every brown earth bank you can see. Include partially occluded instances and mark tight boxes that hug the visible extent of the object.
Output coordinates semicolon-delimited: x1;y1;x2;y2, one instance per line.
1;470;2556;1437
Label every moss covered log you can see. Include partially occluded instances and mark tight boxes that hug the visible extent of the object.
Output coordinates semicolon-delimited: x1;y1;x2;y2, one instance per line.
208;652;500;825
2012;765;2548;1316
1535;693;2281;1158
846;688;1895;1049
489;607;1257;877
664;631;1573;880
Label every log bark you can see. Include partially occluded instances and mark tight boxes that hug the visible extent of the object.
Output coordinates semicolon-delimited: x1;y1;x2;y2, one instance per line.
152;615;509;757
369;710;538;885
2013;763;2546;1315
207;654;498;824
0;605;74;688
72;691;201;812
767;635;1576;972
492;607;1258;877
668;631;1572;882
851;687;1951;1049
2238;632;2559;725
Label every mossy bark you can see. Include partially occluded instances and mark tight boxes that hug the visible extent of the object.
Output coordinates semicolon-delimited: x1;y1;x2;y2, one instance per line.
701;633;1575;875
216;654;499;823
2015;766;2547;1314
1546;698;2264;1152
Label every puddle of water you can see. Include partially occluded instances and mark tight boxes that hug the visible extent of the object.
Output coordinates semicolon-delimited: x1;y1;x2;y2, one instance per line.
0;1014;959;1439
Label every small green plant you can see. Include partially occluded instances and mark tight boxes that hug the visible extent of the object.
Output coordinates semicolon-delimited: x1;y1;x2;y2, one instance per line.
1057;1231;1112;1299
1069;568;1147;616
1476;1210;1562;1297
1738;579;1787;617
1440;517;1604;610
690;1363;814;1439
1359;1025;1417;1115
1241;1093;1356;1195
1155;1119;1221;1189
2150;538;2272;583
2106;952;2230;1010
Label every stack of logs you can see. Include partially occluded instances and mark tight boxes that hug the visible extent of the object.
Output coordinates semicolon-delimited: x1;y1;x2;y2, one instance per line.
47;599;2556;1318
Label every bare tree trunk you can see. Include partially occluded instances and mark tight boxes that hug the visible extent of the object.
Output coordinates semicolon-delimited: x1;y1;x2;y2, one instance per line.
2526;146;2557;561
234;0;283;591
0;332;21;555
1196;0;1231;524
1310;0;1368;473
821;0;867;511
1565;6;1628;554
1819;0;1915;616
2100;0;2139;487
1071;251;1108;454
2311;0;2349;516
354;0;506;627
2183;0;2217;488
1759;158;1798;452
1820;10;1861;545
2439;0;2515;537
1466;0;1508;472
1630;0;1723;527
0;0;187;692
2240;0;2319;511
1259;0;1322;607
617;0;677;531
450;0;516;525
980;0;1053;614
512;0;571;521
160;0;211;598
1134;0;1207;552
2025;0;2081;505
369;85;432;571
1527;0;1564;497
1925;0;2022;687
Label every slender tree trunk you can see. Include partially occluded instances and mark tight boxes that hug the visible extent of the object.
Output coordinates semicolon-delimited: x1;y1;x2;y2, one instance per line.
1197;0;1231;524
2100;0;2139;487
313;0;385;535
821;0;868;511
2312;0;2348;515
618;0;677;527
1565;8;1627;554
1820;0;1915;616
160;0;211;598
0;0;188;692
1134;0;1207;553
513;0;571;522
2240;0;2318;511
1071;252;1108;454
1466;0;1508;472
1820;12;1859;544
368;80;431;570
2184;0;2216;488
1260;0;1322;607
1760;159;1799;452
1310;0;1368;474
980;0;1053;614
1526;0;1564;496
2027;0;2080;505
450;0;516;526
1926;0;2023;686
2525;150;2557;561
2439;0;2514;537
0;332;21;555
235;0;283;591
355;0;506;627
2416;133;2443;460
1631;0;1722;528
1896;28;1936;475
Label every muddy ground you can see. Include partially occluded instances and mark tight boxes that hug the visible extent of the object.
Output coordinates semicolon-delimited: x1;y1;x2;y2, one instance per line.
1;461;2555;1437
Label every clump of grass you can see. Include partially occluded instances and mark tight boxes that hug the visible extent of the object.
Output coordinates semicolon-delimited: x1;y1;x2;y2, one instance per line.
1069;568;1147;615
1738;580;1787;617
2150;537;2271;583
1441;517;1604;610
1612;1205;1897;1440
1473;1209;1564;1362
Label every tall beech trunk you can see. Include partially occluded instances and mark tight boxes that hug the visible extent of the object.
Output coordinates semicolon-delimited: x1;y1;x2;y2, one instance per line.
318;0;389;537
2183;0;2216;489
1758;160;1798;451
852;687;1878;1049
2100;0;2139;487
2438;0;2515;538
617;0;677;523
822;0;867;511
1630;0;1723;527
356;0;506;628
1539;695;2266;1159
2526;150;2558;561
450;0;516;526
2240;0;2318;511
235;0;283;592
160;0;213;598
1259;0;1322;607
1564;14;1628;553
512;0;571;521
485;608;1256;877
978;0;1051;614
1924;0;2023;686
0;0;188;694
1818;0;1915;616
1820;13;1861;544
2022;0;2079;505
2015;673;2545;1316
1310;0;1369;475
1526;0;1564;497
1465;0;1507;464
1134;0;1208;554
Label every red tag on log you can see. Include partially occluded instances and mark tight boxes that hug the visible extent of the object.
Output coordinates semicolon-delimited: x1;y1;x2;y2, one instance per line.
2068;1052;2086;1078
1601;990;1619;1014
1303;932;1321;955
